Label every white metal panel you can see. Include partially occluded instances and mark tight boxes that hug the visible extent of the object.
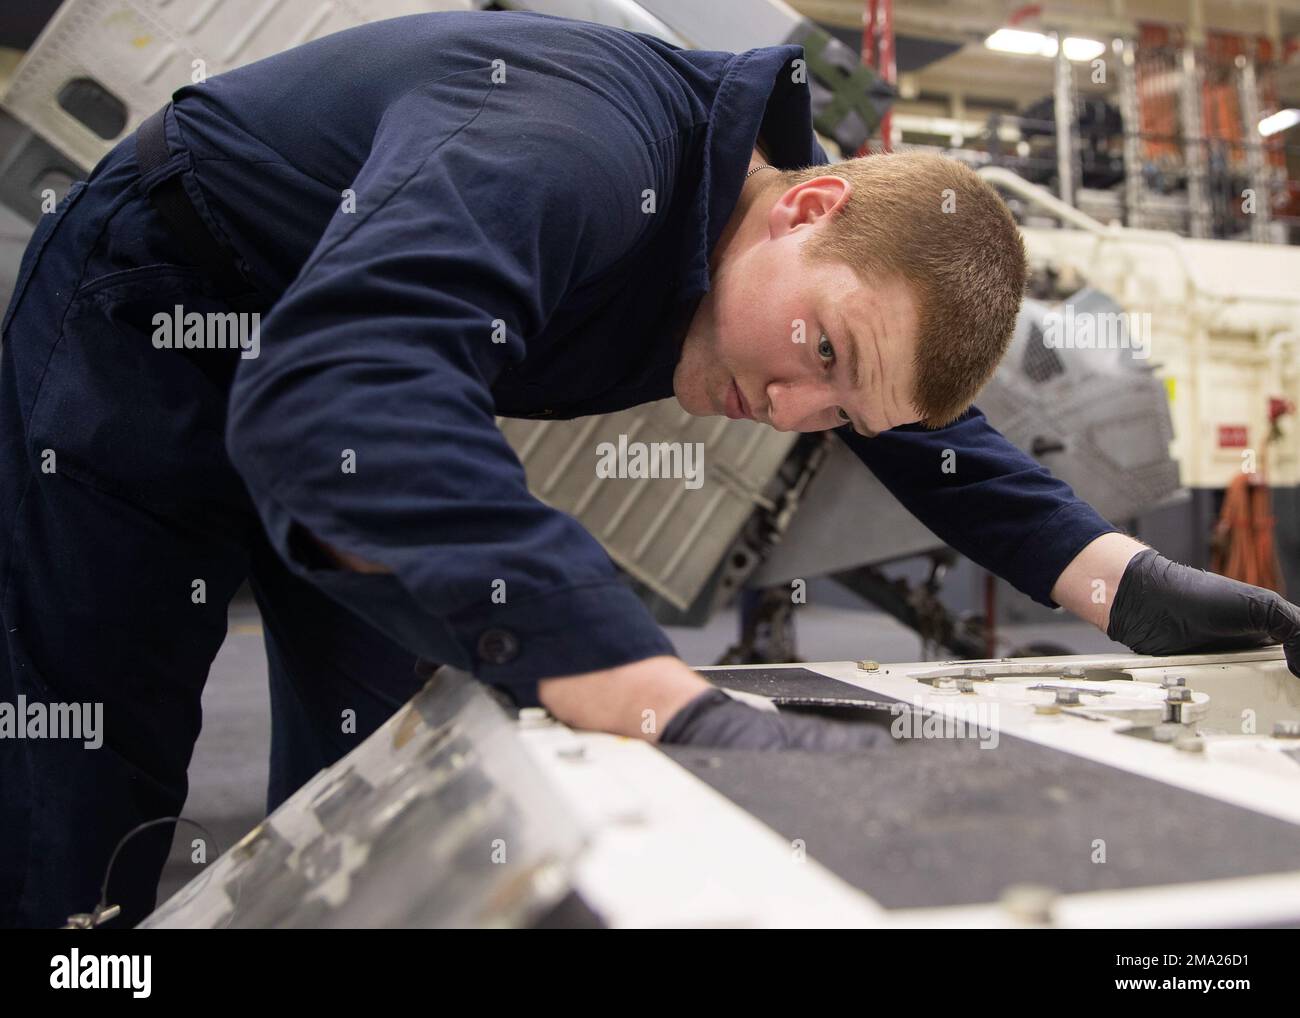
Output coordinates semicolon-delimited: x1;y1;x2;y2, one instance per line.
2;0;473;170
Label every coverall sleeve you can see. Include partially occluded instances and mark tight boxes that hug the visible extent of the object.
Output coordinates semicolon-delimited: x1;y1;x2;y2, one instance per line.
836;406;1119;607
226;72;676;705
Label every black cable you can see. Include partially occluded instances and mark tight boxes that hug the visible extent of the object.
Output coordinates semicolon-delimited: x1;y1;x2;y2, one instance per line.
80;815;229;928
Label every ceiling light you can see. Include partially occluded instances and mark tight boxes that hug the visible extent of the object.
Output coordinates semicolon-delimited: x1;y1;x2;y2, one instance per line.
985;28;1056;57
1259;108;1300;136
1061;37;1106;61
986;30;1107;62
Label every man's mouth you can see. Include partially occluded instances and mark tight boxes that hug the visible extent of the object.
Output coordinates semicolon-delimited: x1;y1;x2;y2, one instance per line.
725;378;751;421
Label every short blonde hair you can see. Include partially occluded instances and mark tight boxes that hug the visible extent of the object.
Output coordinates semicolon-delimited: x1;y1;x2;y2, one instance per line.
773;152;1027;429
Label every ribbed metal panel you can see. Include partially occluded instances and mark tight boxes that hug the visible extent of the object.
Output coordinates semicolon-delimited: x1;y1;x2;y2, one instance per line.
500;399;797;610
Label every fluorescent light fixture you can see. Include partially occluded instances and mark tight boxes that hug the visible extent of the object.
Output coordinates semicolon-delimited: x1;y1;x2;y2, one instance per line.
986;28;1056;56
985;29;1106;61
1062;37;1106;61
1258;108;1300;137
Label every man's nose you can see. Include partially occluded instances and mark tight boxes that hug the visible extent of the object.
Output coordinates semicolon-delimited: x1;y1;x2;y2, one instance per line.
765;380;834;432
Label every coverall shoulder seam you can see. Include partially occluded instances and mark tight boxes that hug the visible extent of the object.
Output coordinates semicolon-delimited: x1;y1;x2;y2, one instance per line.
298;75;499;278
176;66;496;197
298;64;691;294
487;63;708;154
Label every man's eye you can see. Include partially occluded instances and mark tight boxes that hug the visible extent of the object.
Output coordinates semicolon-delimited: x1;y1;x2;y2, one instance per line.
817;334;835;361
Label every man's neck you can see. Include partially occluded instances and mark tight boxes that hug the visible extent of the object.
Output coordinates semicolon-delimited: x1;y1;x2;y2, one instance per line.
713;146;773;270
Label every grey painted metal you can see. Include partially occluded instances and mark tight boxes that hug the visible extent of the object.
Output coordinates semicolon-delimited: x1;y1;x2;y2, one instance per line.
751;434;943;586
631;0;800;51
141;667;584;928
500;0;684;43
141;650;1300;926
0;109;82;223
973;289;1181;518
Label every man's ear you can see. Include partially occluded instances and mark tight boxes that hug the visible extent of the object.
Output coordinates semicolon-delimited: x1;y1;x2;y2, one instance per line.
767;175;852;237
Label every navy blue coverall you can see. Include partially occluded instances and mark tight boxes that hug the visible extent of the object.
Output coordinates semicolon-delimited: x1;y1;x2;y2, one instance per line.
0;11;1115;926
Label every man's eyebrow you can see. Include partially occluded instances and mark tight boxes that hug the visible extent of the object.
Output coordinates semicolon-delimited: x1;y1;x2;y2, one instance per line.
844;320;861;392
838;312;874;437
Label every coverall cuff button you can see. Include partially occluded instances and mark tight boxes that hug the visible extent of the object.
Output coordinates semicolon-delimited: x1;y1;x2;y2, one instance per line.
477;628;520;664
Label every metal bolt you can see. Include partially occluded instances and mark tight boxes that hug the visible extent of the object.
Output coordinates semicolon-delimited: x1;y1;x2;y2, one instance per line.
1063;666;1087;679
1054;688;1081;706
532;862;569;899
1272;720;1300;739
1166;687;1191;703
1162;676;1187;688
518;707;551;728
858;660;880;671
957;678;976;693
1000;883;1057;924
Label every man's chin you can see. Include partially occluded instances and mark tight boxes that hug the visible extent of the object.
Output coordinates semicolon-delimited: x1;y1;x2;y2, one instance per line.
670;381;715;418
674;397;715;419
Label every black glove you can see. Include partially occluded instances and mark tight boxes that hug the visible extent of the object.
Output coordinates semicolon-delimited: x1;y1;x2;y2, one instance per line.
1106;548;1300;676
659;688;893;751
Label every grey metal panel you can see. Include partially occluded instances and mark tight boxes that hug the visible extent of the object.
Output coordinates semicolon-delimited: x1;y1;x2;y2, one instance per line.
500;0;684;42
631;0;800;50
0;108;82;223
499;399;797;610
977;289;1182;522
141;668;584;928
0;114;39;317
752;434;944;587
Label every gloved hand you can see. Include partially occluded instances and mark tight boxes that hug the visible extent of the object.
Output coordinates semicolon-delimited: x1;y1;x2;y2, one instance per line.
659;688;893;750
1106;548;1300;676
